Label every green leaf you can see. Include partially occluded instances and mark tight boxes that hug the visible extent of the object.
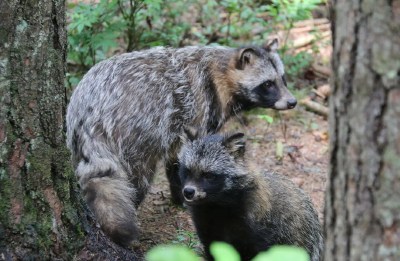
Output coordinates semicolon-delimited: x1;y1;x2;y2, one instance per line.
251;246;309;261
146;245;199;261
76;23;85;33
69;77;81;86
257;115;273;124
210;242;240;261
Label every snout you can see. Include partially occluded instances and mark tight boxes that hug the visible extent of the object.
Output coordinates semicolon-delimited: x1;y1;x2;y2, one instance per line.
182;186;207;204
274;98;297;110
274;87;297;110
287;99;297;109
183;187;195;199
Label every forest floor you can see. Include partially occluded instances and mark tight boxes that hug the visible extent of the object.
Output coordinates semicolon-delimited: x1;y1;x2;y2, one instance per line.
136;105;329;257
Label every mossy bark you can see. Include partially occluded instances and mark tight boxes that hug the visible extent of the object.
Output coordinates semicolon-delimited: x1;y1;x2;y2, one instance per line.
0;1;141;260
325;0;400;260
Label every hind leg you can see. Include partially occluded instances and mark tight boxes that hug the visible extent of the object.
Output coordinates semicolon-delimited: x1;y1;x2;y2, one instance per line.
131;162;157;208
165;160;184;205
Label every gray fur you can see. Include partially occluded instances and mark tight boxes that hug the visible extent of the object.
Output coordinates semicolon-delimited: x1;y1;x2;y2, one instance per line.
178;131;323;261
66;43;295;245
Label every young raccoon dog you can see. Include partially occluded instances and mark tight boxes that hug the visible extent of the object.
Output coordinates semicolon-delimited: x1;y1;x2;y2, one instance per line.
178;128;323;261
66;39;297;245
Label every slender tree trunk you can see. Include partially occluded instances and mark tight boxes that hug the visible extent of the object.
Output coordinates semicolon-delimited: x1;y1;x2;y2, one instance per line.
0;1;141;260
325;1;400;260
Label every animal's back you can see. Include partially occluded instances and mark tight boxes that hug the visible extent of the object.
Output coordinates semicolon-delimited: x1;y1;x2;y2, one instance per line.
67;48;191;164
67;46;233;167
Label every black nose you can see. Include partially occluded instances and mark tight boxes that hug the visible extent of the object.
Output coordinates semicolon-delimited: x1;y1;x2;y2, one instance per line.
287;99;297;109
183;188;195;199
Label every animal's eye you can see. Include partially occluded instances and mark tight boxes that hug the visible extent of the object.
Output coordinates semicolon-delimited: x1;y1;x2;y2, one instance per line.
264;81;273;88
204;173;216;180
179;166;191;179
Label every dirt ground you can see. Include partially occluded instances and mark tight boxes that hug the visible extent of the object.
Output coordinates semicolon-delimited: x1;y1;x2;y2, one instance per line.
136;105;329;256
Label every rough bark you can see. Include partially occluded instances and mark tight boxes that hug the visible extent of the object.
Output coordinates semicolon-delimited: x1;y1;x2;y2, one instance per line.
325;0;400;261
0;1;141;260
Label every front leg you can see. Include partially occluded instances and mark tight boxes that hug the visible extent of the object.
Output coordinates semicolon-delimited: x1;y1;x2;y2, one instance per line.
165;160;184;205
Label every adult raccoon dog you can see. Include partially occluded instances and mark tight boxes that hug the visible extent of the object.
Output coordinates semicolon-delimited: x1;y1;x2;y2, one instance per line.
178;129;323;261
66;40;297;245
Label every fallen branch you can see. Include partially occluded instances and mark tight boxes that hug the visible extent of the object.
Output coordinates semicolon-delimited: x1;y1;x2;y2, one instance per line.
289;23;331;34
311;84;330;99
301;98;329;117
312;62;331;77
293;31;331;49
293;18;330;27
311;89;326;99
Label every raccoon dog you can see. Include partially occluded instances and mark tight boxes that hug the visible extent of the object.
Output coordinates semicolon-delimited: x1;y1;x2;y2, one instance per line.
178;128;323;261
66;40;297;245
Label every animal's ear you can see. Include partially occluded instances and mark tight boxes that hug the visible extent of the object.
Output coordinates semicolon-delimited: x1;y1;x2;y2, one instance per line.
222;132;246;157
180;126;207;145
263;38;278;52
237;48;257;70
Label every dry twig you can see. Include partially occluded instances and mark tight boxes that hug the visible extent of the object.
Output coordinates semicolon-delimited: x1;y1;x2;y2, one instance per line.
301;98;329;117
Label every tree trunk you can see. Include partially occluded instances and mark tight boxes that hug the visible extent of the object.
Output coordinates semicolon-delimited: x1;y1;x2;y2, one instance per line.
325;1;400;261
0;1;141;260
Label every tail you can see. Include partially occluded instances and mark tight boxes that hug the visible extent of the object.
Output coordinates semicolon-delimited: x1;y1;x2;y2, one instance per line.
75;154;139;246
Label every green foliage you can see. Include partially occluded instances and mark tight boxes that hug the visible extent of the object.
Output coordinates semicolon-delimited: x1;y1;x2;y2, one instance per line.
66;0;125;87
282;51;313;79
265;0;324;48
252;245;309;261
198;0;269;46
248;108;275;124
145;242;310;261
67;0;124;68
292;85;314;101
265;0;324;79
266;0;323;27
170;229;199;251
146;245;199;261
298;118;320;131
210;242;241;261
257;114;274;124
